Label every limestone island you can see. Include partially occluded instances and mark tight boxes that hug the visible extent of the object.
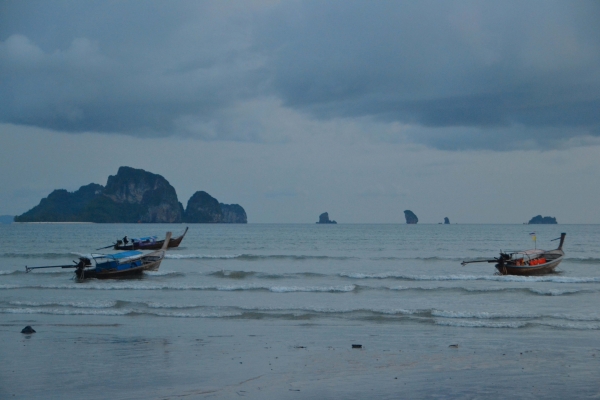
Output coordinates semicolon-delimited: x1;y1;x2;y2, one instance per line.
528;215;557;224
444;217;450;224
316;212;337;224
404;210;418;224
14;166;247;223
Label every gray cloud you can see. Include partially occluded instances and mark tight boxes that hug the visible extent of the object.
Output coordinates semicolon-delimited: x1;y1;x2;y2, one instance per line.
1;0;599;149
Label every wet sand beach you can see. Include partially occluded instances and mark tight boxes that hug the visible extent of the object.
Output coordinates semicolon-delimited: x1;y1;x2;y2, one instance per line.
2;315;600;399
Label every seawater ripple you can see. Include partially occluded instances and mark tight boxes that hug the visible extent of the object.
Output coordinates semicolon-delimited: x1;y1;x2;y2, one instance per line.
0;282;357;293
165;253;358;260
2;302;600;329
0;281;596;296
341;272;600;284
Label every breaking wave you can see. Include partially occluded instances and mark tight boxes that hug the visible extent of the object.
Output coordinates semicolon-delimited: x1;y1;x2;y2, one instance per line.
2;302;600;329
165;253;357;261
340;272;600;284
0;282;357;293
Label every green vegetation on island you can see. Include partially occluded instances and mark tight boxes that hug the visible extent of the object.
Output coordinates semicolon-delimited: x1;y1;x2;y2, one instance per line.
14;167;247;223
528;215;557;224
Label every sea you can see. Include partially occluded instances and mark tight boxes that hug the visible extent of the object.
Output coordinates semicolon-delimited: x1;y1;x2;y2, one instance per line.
1;223;599;399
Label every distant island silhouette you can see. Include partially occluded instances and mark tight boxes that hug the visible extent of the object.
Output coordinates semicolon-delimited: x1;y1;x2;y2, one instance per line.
14;167;247;223
317;212;337;224
528;215;557;224
404;210;418;224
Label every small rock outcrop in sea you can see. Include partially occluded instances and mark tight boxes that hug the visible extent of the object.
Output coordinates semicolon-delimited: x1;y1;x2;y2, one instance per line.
528;215;558;224
184;191;248;223
21;326;36;334
444;217;450;224
404;210;418;224
317;212;337;224
14;167;247;223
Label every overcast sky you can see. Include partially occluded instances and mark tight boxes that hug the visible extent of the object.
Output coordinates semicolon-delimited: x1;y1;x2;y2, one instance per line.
1;0;599;223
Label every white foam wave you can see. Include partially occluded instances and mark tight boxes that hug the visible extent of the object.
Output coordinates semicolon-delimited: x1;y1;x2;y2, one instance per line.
341;272;600;284
528;288;584;296
435;319;527;328
166;254;241;259
144;270;181;276
1;307;130;316
432;310;536;319
9;300;117;308
147;311;242;318
0;307;242;318
269;285;356;293
146;302;199;309
1;283;357;293
0;270;14;275
389;286;410;291
537;321;600;330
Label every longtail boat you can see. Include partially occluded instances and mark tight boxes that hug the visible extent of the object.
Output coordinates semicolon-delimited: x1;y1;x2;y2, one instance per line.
461;233;566;276
26;232;172;280
107;227;188;251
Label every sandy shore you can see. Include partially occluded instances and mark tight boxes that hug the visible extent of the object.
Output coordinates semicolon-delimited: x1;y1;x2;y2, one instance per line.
2;315;600;399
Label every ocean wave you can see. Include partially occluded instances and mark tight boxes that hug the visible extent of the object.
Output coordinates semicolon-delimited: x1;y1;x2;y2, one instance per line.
209;270;256;279
565;257;600;265
434;319;528;328
0;252;75;259
369;256;464;262
166;254;241;259
0;270;16;275
0;282;357;293
0;307;241;318
432;310;537;319
146;302;200;309
208;270;327;280
143;270;183;277
4;302;599;327
9;300;118;308
147;310;243;318
269;285;355;293
165;253;357;261
536;321;600;330
388;285;591;296
528;288;585;296
1;307;131;316
341;272;600;284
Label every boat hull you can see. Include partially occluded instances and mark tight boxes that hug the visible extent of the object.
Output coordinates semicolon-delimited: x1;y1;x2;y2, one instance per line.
495;255;563;276
76;253;164;280
114;227;188;251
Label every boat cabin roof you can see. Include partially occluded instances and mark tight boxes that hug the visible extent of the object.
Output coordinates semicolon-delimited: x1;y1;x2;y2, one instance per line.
132;236;158;242
92;250;143;261
514;249;544;256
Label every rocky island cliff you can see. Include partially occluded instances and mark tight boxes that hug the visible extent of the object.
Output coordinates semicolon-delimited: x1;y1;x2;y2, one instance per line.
185;191;247;223
528;215;557;224
404;210;418;224
316;212;337;224
14;167;247;223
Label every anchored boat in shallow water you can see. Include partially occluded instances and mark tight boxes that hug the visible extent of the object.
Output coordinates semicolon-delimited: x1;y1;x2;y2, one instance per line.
461;233;566;276
26;232;171;280
104;227;187;251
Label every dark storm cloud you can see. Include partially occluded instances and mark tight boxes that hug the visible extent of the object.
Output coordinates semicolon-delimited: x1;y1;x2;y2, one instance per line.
257;0;600;148
1;0;599;149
